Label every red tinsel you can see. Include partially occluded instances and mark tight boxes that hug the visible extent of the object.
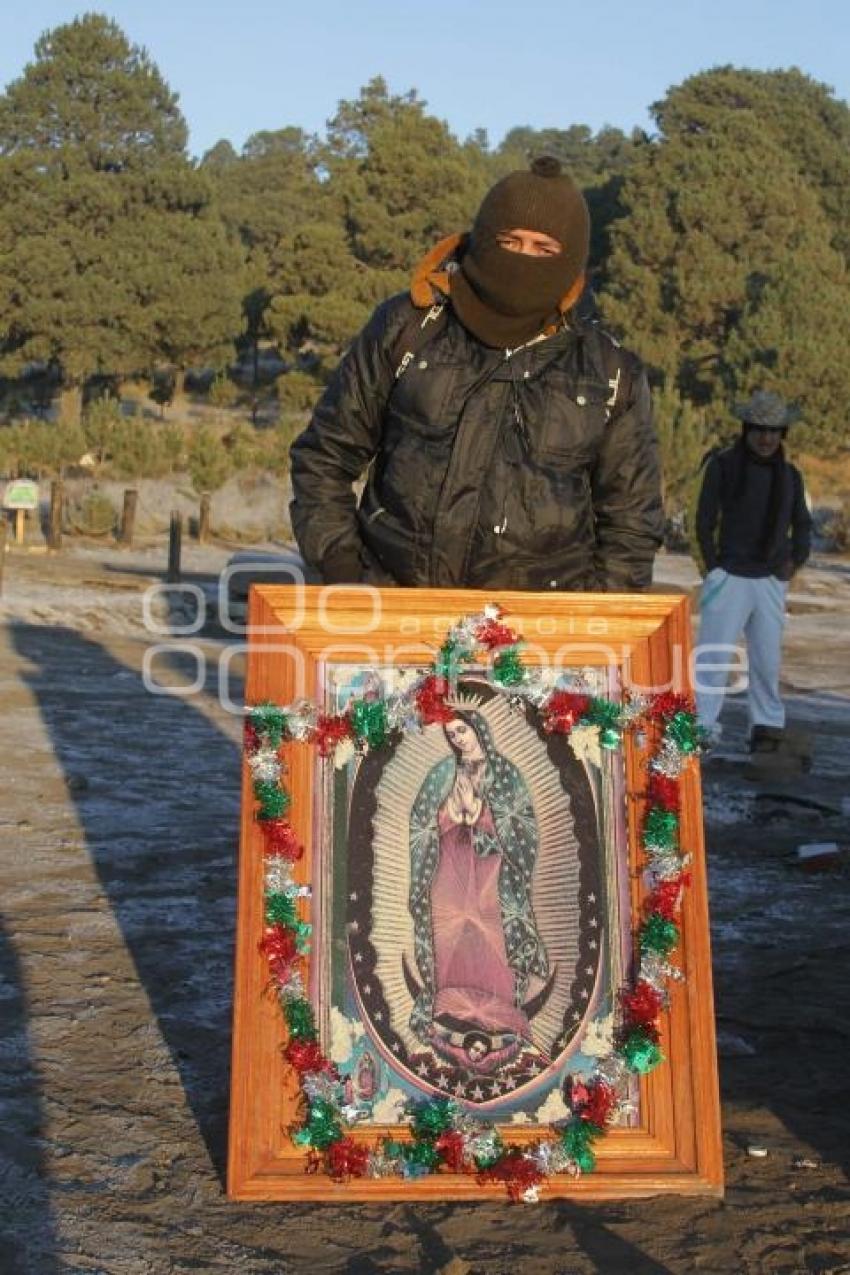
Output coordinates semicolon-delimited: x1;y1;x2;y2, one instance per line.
435;1129;468;1173
474;618;519;650
621;980;664;1027
312;713;353;758
326;1136;370;1180
259;923;298;971
244;720;261;754
262;818;304;861
479;1149;545;1202
647;773;680;812
647;872;690;921
415;675;455;725
647;691;695;722
284;1037;334;1075
542;691;591;734
579;1080;617;1128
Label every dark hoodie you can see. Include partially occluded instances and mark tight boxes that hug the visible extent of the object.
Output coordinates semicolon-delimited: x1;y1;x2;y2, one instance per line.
696;439;812;578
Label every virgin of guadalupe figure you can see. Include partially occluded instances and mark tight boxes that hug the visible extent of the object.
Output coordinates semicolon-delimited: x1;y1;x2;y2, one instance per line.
406;710;550;1075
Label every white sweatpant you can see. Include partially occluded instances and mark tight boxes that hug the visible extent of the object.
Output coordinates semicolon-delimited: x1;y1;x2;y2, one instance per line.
694;569;788;731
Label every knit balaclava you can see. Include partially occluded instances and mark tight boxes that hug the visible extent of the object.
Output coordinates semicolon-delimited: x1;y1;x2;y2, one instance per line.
452;156;590;348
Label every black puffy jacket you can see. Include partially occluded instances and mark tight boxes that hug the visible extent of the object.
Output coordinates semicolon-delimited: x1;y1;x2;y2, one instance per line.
290;294;663;592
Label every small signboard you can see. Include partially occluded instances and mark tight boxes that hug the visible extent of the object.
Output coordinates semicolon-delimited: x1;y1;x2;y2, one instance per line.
3;479;39;510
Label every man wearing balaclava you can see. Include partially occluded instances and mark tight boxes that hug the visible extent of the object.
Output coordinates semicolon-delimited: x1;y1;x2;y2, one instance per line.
290;157;663;593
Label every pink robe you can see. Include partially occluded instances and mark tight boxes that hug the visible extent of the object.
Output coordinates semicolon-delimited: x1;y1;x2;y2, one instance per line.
429;802;530;1070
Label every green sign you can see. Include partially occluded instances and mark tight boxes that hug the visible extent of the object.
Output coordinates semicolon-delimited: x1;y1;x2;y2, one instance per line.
3;479;39;510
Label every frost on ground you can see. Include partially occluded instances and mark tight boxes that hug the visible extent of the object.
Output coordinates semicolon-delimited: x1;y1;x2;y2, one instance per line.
0;545;848;1274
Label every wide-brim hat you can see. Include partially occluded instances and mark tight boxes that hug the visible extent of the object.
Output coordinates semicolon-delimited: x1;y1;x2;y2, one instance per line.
733;389;800;430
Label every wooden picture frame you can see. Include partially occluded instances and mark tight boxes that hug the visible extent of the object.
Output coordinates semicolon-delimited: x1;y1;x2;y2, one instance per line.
228;585;723;1201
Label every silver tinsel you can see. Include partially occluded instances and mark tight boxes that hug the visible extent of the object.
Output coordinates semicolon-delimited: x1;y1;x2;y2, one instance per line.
465;1129;503;1166
644;847;686;878
619;695;649;727
512;676;551;709
640;953;685;988
529;1139;574;1176
635;954;674;1001
650;739;689;778
645;849;692;880
277;970;306;1003
451;1110;484;1139
285;699;319;741
525;683;553;714
341;1103;371;1125
248;748;282;784
384;692;412;731
302;1072;343;1105
594;1054;630;1090
264;859;295;894
367;1147;402;1178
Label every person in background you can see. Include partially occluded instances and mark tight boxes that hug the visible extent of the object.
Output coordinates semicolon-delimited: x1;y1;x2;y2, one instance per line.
694;390;812;750
289;157;663;594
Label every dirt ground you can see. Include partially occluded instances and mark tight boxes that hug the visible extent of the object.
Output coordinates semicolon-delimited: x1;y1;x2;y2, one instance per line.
1;543;848;1275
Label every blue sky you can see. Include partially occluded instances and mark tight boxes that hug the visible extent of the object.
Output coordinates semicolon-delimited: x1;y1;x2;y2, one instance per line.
3;1;849;158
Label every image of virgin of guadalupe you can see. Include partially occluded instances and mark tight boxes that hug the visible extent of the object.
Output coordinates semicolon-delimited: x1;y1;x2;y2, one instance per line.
406;710;551;1075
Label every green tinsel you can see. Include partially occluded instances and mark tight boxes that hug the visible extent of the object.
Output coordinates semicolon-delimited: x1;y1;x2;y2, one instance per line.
561;1119;598;1173
250;702;288;747
643;806;679;849
265;892;297;927
438;634;458;678
284;996;317;1041
349;698;388;748
622;1028;664;1075
299;1099;342;1150
492;646;525;687
295;921;312;953
410;1097;457;1140
664;710;703;755
640;912;680;956
573;698;621;750
402;1140;441;1170
253;779;290;821
435;634;468;678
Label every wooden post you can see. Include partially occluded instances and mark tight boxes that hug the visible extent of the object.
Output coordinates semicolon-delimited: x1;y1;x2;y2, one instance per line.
120;488;138;547
48;479;64;551
167;510;182;583
198;492;211;544
0;520;7;597
14;508;25;545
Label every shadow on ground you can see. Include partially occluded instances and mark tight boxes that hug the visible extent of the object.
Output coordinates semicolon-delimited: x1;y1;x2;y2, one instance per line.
10;621;243;1185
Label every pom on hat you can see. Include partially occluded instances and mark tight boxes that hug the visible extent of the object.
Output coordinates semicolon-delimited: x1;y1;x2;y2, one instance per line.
530;156;563;179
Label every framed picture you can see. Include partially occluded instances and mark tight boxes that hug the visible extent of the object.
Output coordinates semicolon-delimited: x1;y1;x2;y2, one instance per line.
228;586;722;1202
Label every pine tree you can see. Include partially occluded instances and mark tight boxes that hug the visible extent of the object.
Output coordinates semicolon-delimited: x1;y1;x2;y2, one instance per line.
599;73;850;452
0;15;243;423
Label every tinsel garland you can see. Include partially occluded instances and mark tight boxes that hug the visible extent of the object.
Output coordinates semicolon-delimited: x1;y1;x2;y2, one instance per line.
244;603;704;1200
